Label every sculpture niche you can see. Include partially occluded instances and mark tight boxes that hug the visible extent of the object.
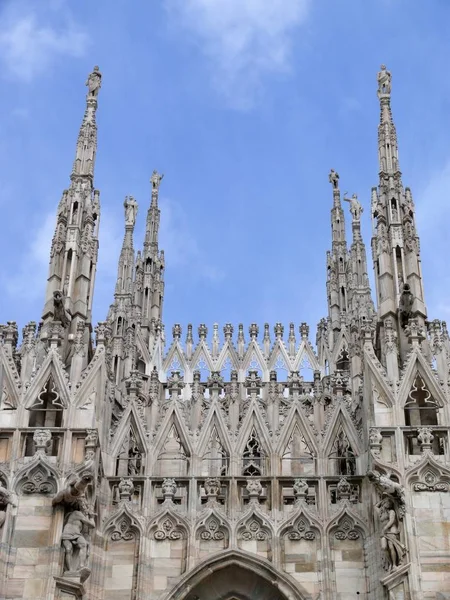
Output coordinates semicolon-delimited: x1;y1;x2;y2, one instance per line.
368;470;407;572
52;470;96;581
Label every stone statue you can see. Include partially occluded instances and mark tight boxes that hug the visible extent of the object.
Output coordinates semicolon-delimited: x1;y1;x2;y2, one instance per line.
124;196;138;227
329;169;339;189
52;290;71;328
398;282;414;328
0;485;15;530
86;66;102;98
344;193;363;222
377;64;392;96
52;470;94;515
376;496;407;572
150;170;164;192
61;509;95;574
368;470;407;571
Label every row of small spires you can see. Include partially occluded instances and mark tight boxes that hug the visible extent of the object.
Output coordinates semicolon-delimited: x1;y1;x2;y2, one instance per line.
170;322;311;342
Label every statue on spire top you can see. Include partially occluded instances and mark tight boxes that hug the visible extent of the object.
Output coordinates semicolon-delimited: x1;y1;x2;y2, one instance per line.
377;65;391;97
150;170;164;192
124;196;138;227
329;169;339;189
344;192;363;222
86;66;102;98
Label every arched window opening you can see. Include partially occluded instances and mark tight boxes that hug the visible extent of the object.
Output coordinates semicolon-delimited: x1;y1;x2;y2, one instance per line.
28;378;64;427
71;201;79;225
281;425;315;476
328;429;356;476
336;347;350;372
156;424;189;476
201;427;229;476
115;427;144;476
404;374;438;427
242;429;266;476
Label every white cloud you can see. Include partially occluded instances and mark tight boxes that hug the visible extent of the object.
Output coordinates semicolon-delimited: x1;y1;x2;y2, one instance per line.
0;1;88;81
165;0;310;108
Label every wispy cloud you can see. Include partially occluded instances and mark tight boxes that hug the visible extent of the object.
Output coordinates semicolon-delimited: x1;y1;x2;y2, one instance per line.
0;0;88;82
165;0;310;108
160;197;224;283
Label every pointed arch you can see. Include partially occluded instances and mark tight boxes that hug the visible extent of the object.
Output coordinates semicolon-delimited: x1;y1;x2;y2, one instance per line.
216;341;240;380
152;408;191;477
190;341;214;379
406;453;450;492
236;508;273;560
103;505;143;600
236;408;271;476
14;455;59;495
324;407;360;476
163;341;187;380
197;410;231;477
158;549;311;600
23;349;70;411
195;508;230;558
267;341;292;380
242;342;266;379
110;408;147;477
398;350;446;410
293;340;321;379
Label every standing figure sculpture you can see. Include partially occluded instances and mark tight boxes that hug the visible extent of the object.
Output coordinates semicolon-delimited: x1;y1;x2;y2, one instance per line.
124;196;138;227
329;169;340;189
86;66;102;98
368;470;407;571
377;65;392;96
344;193;363;222
376;496;407;572
61;510;95;575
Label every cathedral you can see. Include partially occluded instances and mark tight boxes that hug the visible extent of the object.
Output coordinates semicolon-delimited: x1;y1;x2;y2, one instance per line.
0;64;449;600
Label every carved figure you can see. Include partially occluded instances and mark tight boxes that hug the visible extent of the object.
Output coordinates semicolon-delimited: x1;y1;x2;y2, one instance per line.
150;170;164;192
329;169;339;189
124;196;138;227
52;470;94;515
61;510;95;573
368;470;407;571
377;64;392;96
398;283;414;328
0;485;15;529
52;290;71;328
344;193;363;222
376;497;407;571
86;66;102;98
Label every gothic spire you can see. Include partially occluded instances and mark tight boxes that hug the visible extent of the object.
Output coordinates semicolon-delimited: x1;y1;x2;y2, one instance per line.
136;171;165;343
115;197;138;296
326;169;348;336
41;66;102;367
372;65;427;364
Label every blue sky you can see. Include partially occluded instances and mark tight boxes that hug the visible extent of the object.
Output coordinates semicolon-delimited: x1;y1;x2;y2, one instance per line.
1;0;450;342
